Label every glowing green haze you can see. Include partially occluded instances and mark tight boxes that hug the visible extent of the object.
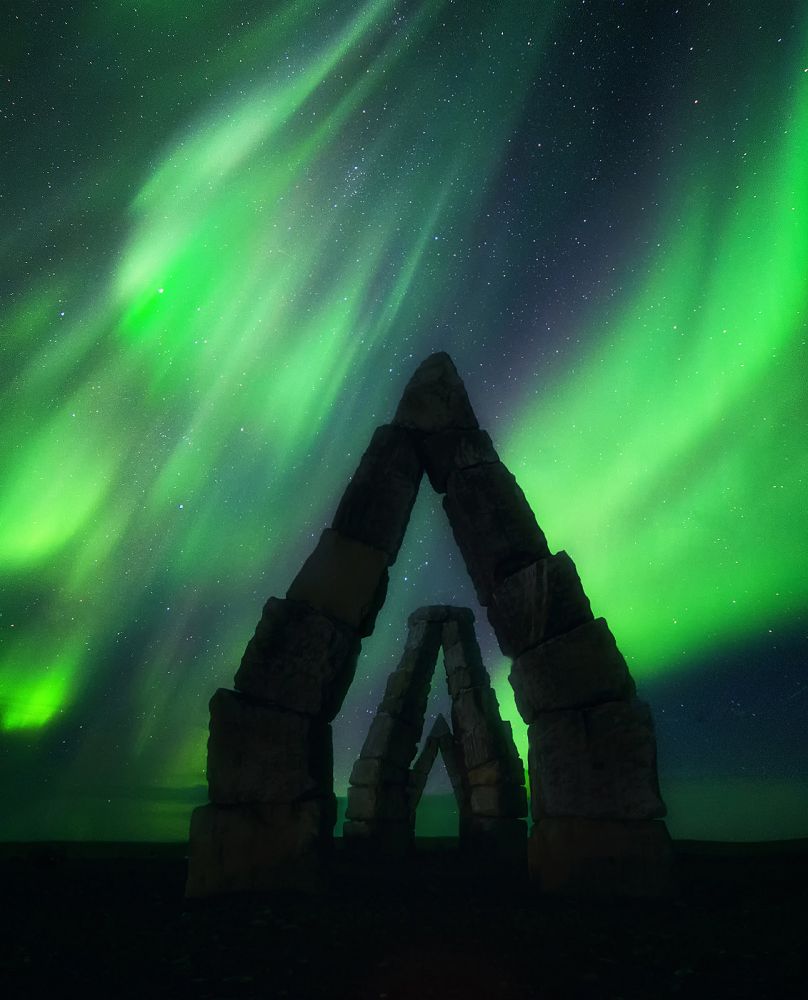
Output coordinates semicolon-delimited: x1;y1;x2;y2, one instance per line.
0;0;805;841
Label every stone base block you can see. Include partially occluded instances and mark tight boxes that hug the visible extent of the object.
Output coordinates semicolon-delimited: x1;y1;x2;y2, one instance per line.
207;689;332;804
185;798;335;897
528;817;675;898
528;698;666;821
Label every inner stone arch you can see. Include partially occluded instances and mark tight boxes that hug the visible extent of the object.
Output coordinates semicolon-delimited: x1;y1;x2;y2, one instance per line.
343;605;527;862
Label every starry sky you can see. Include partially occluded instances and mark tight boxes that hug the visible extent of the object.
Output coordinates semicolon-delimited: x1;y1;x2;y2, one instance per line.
2;0;807;842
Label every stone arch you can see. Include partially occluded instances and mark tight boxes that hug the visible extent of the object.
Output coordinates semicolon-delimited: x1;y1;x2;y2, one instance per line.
343;605;526;864
186;353;672;898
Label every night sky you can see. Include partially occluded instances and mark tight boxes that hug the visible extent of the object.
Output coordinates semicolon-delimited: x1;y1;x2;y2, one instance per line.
2;0;807;842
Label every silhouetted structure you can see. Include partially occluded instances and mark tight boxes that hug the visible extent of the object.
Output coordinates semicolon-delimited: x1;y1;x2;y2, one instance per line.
186;353;672;898
344;605;526;863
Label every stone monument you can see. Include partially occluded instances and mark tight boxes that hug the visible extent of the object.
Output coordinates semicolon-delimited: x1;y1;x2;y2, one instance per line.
186;352;672;898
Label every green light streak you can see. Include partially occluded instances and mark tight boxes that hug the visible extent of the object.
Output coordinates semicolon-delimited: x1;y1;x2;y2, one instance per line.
504;43;808;674
0;644;80;731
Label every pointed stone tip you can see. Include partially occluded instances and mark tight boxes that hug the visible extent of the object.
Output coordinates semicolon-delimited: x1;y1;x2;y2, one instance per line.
430;713;451;737
392;353;478;433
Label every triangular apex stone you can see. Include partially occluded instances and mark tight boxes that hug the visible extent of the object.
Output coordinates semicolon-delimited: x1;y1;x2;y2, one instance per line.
393;352;479;433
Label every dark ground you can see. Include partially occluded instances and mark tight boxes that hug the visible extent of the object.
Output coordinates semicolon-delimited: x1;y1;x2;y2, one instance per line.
2;839;807;999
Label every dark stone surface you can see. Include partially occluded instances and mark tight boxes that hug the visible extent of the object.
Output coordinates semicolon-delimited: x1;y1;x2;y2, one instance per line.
345;784;411;822
509;617;634;720
441;617;489;697
359;711;421;770
419;427;498;492
469;782;528;819
348;757;408;788
452;687;517;771
407;604;475;626
466;757;525;788
392;352;479;432
443;461;550;605
286;528;389;636
332;425;423;564
185;798;336;897
378;620;442;727
488;551;594;658
529;817;676;898
528;698;667;821
206;689;332;804
234;597;360;721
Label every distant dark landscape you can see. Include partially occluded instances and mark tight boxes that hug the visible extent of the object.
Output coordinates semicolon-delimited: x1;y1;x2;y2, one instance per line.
4;838;806;999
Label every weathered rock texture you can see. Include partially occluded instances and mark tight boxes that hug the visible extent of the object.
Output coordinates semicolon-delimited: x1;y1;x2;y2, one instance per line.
188;351;670;898
187;410;425;895
345;606;528;864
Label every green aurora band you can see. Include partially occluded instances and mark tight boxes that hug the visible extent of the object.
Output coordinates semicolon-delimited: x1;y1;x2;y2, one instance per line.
1;0;806;839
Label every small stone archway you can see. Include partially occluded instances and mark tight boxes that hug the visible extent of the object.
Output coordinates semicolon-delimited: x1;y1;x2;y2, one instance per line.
186;353;672;898
343;605;527;864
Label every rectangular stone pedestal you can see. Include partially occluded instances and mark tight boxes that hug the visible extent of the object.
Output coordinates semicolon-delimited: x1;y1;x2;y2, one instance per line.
528;817;675;898
185;798;335;897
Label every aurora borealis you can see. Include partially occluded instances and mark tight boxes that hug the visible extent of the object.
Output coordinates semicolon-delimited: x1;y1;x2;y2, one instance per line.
2;0;806;842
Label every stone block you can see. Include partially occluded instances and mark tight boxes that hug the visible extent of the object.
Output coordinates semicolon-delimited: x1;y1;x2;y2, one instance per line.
359;711;420;770
349;757;408;788
392;352;478;432
528;699;667;821
443;462;550;605
467;757;525;788
509;617;634;720
346;783;411;822
185;798;335;897
407;605;475;626
419;427;499;493
488;551;594;658
207;689;332;804
331;425;423;564
286;529;389;636
452;690;510;771
235;597;360;721
441;618;488;697
469;782;528;818
528;817;675;897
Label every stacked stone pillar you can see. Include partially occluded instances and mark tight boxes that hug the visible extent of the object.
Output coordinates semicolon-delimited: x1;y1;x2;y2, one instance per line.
441;610;527;864
186;427;423;895
400;353;672;897
345;604;528;864
343;609;441;855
